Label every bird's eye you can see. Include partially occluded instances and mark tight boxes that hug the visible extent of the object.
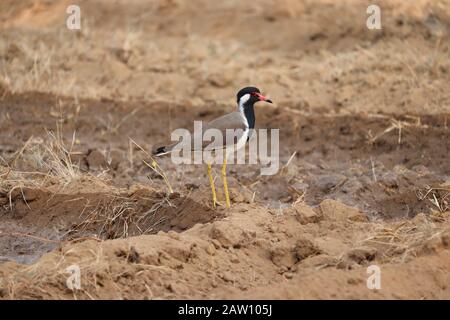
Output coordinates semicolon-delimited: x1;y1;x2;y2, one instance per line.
250;92;258;96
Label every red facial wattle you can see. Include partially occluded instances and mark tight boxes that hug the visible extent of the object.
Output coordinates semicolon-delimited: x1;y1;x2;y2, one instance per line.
252;92;273;104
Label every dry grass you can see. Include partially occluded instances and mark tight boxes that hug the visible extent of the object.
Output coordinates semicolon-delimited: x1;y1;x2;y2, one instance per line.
0;114;175;243
68;192;175;240
417;186;450;213
360;211;450;263
0;124;109;207
129;138;173;195
72;195;139;239
367;115;429;145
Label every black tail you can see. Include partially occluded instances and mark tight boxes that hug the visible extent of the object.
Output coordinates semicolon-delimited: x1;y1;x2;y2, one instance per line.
153;146;167;156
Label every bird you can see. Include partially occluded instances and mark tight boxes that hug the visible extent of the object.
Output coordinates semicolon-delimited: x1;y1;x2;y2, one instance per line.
152;86;272;208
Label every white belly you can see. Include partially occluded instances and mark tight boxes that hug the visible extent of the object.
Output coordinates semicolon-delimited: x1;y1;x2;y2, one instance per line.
225;127;248;156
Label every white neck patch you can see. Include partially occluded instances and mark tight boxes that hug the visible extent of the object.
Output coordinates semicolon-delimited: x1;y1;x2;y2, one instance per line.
238;93;250;112
238;93;250;127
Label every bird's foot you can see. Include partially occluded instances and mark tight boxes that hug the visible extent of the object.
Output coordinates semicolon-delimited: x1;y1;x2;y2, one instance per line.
212;200;223;209
212;200;232;209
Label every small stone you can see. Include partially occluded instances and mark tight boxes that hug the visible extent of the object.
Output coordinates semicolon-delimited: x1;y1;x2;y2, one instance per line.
220;272;234;282
345;246;377;264
206;244;216;255
319;199;367;222
230;255;239;263
284;272;294;279
294;203;321;224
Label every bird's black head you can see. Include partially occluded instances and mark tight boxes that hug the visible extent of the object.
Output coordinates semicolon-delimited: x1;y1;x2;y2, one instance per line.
236;86;272;106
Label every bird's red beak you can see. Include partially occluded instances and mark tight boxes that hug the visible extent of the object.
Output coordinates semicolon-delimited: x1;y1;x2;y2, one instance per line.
254;93;273;104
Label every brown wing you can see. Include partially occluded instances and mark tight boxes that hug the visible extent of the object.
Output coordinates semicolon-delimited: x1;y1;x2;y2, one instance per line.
200;112;248;151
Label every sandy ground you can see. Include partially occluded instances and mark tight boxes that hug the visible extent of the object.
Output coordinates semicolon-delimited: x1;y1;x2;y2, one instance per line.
0;0;449;299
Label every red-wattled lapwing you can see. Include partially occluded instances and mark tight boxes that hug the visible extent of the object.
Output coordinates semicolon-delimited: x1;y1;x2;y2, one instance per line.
153;86;272;208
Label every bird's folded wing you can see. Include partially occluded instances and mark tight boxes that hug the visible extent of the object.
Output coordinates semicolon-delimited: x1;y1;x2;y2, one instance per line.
199;112;248;151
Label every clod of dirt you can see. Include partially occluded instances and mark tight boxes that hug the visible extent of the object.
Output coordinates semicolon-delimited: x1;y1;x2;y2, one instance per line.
270;238;320;270
19;188;40;202
294;203;321;224
319;199;367;222
86;149;107;170
210;221;244;248
295;238;322;260
8;187;44;203
338;246;378;269
0;197;7;206
270;242;298;270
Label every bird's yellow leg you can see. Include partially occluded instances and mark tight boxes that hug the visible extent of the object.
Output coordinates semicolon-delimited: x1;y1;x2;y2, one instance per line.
207;163;217;208
221;154;231;208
